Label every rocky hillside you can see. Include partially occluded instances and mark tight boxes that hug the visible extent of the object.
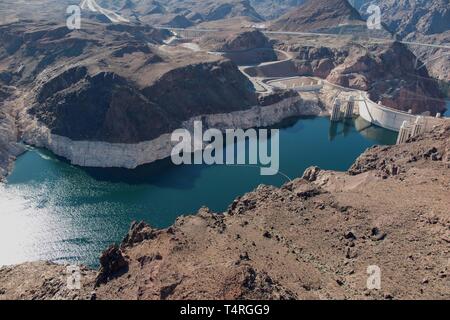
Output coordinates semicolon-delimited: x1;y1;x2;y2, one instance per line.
1;121;449;300
198;29;279;64
0;21;257;144
325;42;446;115
215;29;273;51
0;102;24;182
0;0;264;26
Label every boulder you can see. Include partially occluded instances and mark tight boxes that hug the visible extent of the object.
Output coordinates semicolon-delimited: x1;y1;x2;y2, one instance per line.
95;245;128;286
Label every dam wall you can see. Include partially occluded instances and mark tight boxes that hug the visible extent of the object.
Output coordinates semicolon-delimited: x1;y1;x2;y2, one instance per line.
358;92;444;132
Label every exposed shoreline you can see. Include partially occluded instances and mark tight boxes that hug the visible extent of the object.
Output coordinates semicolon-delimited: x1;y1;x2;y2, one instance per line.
19;94;325;170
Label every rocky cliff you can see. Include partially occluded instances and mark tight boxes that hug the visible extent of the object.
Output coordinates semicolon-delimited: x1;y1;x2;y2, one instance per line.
0;105;24;182
211;29;273;52
326;42;446;114
22;95;322;169
1;121;449;300
0;84;25;181
351;0;450;82
28;58;256;144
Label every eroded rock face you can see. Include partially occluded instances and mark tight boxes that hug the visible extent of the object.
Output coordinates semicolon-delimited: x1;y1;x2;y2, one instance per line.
234;267;297;300
29;59;256;143
0;90;25;181
328;42;446;114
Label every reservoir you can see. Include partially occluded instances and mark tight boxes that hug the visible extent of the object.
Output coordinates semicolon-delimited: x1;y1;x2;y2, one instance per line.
0;116;397;267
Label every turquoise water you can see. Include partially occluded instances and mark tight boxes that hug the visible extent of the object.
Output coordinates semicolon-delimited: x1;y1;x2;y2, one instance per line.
0;116;397;267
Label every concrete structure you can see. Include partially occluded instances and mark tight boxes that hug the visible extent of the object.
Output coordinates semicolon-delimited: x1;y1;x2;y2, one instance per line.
330;99;342;122
396;121;413;144
268;77;324;92
412;116;425;137
23;96;323;169
343;96;355;118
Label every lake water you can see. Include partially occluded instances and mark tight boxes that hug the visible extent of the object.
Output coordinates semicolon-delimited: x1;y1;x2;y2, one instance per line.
0;116;397;267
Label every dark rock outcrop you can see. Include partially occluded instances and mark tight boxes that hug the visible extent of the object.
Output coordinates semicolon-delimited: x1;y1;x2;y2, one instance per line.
327;42;446;114
249;0;305;20
95;245;128;286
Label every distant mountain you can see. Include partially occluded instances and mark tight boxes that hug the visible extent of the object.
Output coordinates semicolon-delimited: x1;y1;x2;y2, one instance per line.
270;0;365;32
350;0;450;38
95;0;265;25
349;0;450;82
249;0;305;19
0;0;264;26
81;0;130;23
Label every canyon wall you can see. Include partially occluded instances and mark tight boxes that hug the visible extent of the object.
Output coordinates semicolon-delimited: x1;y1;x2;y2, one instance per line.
22;96;322;169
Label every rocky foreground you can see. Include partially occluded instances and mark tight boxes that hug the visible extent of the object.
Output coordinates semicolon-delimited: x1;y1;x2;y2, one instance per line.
0;122;449;300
